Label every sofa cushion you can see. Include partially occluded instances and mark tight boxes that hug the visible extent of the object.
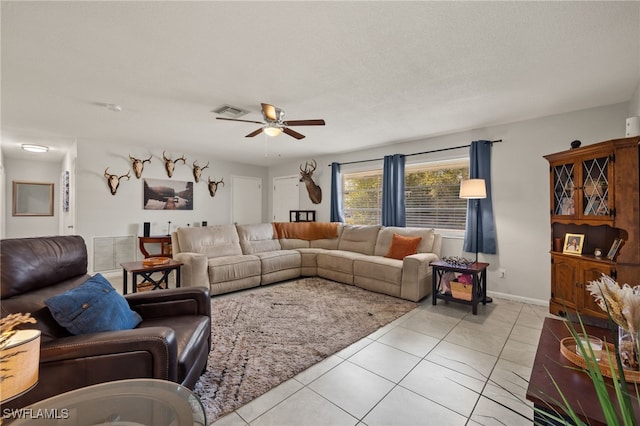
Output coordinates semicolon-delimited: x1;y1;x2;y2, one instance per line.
337;225;380;255
237;223;281;254
354;256;403;284
253;250;301;274
384;233;422;260
45;274;142;335
176;225;242;259
317;250;368;275
374;227;436;257
207;255;261;284
279;238;311;249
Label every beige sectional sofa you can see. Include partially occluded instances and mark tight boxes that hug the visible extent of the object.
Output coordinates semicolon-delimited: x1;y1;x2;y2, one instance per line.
171;223;442;302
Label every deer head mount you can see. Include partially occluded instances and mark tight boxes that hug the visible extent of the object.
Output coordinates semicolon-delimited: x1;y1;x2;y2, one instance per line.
129;154;152;179
207;177;224;197
192;160;210;183
104;168;131;195
300;160;322;204
162;151;186;178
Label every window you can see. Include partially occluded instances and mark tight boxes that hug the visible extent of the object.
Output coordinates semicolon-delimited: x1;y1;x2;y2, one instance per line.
342;159;469;231
405;159;469;231
343;168;382;225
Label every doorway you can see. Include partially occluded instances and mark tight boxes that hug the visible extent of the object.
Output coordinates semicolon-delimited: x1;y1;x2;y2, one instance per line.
273;175;300;222
231;176;262;225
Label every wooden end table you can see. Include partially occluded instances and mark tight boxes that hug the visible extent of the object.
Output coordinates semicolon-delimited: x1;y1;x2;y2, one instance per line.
527;317;640;425
120;259;183;295
430;260;490;315
138;235;172;258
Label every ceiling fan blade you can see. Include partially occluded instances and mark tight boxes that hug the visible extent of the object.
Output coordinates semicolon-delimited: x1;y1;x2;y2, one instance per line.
283;119;326;126
261;103;278;121
245;128;264;138
217;117;265;125
282;127;306;140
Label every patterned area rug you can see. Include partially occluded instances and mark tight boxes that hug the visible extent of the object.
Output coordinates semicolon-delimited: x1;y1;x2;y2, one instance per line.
193;277;418;423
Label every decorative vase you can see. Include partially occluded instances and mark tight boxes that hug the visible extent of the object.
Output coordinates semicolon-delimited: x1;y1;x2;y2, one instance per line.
618;326;640;370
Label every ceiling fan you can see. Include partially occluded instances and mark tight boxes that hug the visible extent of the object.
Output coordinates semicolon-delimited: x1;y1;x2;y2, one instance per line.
216;103;325;140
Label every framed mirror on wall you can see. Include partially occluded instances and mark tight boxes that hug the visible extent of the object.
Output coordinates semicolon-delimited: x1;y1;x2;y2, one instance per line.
12;181;54;216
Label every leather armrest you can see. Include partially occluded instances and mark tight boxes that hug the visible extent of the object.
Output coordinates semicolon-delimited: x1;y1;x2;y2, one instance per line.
125;287;211;319
40;326;177;380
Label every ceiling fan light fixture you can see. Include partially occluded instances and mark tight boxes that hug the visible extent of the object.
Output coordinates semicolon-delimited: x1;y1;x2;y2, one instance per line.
264;126;282;137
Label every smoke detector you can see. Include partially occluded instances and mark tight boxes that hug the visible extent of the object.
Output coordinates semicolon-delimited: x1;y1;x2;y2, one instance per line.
212;104;249;118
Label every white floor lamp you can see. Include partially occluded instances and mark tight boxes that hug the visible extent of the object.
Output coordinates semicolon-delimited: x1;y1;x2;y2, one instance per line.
459;179;487;264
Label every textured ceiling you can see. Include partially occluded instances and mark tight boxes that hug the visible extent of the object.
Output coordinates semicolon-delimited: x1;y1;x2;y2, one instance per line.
2;1;639;166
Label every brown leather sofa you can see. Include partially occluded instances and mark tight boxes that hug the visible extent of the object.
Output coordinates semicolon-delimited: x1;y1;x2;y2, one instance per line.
0;235;211;408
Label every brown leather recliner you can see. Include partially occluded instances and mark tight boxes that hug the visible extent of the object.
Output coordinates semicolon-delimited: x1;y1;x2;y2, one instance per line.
0;235;211;408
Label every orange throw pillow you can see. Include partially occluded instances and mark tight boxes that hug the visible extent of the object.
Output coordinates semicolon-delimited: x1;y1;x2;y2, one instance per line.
384;233;422;260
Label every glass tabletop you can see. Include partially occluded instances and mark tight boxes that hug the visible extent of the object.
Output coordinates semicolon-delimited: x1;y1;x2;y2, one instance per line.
9;379;206;426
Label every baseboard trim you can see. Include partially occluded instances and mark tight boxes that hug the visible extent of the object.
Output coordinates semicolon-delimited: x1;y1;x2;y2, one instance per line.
487;291;548;307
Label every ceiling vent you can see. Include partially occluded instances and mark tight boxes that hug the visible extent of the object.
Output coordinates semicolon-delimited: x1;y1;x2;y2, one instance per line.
212;104;249;118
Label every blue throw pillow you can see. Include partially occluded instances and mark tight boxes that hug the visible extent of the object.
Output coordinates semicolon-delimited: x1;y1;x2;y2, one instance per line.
45;273;142;335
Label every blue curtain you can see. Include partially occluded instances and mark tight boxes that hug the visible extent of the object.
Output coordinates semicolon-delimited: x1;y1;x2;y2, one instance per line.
464;140;497;254
330;162;345;222
382;154;406;227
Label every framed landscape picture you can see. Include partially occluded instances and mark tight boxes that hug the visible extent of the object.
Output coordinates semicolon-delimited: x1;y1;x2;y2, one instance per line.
143;178;193;210
563;233;584;255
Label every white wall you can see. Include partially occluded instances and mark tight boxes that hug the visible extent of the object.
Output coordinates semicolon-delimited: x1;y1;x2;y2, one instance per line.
629;82;640;116
3;102;631;303
75;140;268;272
268;102;630;305
4;158;61;238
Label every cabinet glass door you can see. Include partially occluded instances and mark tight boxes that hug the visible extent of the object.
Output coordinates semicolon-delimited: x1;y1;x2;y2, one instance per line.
552;163;575;216
582;156;609;217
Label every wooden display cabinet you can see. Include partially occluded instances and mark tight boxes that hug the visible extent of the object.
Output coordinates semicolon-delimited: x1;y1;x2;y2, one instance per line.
545;137;640;319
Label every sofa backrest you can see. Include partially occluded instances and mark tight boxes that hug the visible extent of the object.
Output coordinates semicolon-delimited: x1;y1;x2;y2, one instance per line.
174;225;242;259
374;227;440;257
337;225;380;255
1;235;88;299
0;235;90;341
236;223;281;255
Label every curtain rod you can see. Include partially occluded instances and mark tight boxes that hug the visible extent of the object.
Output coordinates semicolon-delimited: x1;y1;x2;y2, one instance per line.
330;139;503;167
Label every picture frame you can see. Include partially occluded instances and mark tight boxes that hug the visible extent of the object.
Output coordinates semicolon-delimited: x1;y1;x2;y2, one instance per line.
607;238;623;260
143;178;193;210
12;181;54;216
563;233;584;255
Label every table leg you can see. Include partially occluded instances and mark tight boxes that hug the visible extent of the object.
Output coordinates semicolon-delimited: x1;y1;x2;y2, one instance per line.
132;272;138;293
472;273;478;315
481;269;492;304
122;269;128;295
175;266;181;288
432;268;439;306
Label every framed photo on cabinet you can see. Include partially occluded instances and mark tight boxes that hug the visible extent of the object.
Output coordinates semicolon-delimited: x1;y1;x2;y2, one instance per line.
563;233;584;255
607;238;623;260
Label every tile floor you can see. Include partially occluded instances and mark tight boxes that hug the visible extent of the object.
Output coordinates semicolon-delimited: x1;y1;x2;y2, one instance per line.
205;294;555;426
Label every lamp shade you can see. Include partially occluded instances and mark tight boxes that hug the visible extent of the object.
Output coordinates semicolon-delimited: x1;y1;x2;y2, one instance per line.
0;329;41;402
459;179;487;199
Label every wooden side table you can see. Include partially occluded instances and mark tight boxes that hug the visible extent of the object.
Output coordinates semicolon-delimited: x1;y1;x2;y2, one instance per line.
138;236;172;258
527;317;640;425
120;259;183;295
430;260;490;315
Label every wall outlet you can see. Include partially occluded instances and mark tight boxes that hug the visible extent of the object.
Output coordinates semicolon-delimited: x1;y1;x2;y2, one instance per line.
498;268;506;278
